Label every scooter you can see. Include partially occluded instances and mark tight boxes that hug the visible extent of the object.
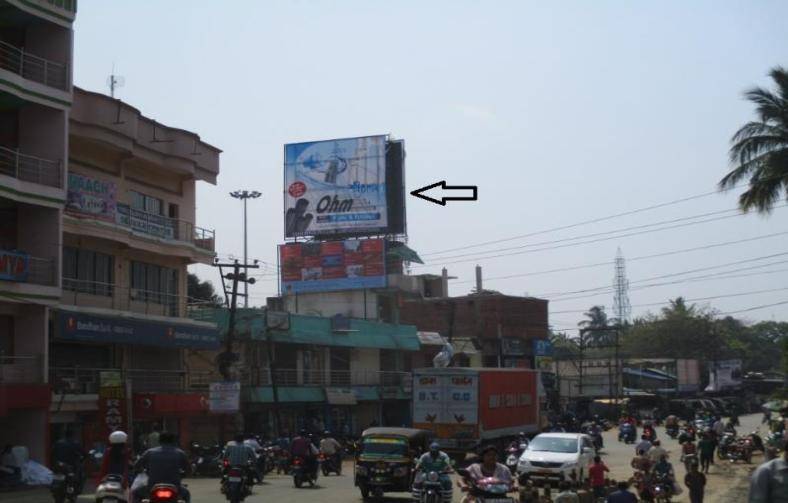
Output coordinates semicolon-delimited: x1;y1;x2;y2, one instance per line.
95;474;127;503
666;424;679;439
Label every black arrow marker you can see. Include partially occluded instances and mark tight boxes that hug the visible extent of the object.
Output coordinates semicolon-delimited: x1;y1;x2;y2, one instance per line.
410;180;478;206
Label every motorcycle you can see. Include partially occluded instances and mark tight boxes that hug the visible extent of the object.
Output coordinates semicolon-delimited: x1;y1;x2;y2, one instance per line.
412;470;452;503
50;462;80;503
189;443;223;477
95;474;127;503
220;460;255;495
717;433;736;459
141;483;186;503
319;452;342;476
666;424;679;439
505;447;519;476
651;473;674;503
291;456;318;488
726;437;753;464
457;468;516;503
619;422;636;444
223;465;250;503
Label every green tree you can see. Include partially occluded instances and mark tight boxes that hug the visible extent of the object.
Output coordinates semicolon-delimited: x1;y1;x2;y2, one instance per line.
187;272;223;307
719;66;788;213
578;305;612;346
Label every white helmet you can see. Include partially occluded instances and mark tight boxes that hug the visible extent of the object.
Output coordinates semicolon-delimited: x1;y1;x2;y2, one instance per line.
109;430;128;445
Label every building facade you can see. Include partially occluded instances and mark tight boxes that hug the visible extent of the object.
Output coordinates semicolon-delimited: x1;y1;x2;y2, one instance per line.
0;0;77;463
48;87;221;454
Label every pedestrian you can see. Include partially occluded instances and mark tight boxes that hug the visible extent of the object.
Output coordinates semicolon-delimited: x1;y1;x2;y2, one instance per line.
647;439;668;465
147;423;161;450
589;455;610;499
698;433;715;474
685;461;707;503
605;481;638;503
554;480;579;503
748;437;788;503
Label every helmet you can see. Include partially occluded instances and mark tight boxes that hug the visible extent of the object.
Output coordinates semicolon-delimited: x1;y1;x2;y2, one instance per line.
109;430;128;444
429;441;440;452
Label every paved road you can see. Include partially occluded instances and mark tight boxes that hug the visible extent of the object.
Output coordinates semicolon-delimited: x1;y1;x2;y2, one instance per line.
4;414;763;502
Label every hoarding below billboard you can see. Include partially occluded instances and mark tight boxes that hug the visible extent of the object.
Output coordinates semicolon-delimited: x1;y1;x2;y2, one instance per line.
279;238;386;294
284;135;402;237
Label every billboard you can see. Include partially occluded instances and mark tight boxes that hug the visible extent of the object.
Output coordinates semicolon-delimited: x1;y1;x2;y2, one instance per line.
705;359;743;392
209;381;241;413
279;238;386;294
284;135;389;237
66;172;117;222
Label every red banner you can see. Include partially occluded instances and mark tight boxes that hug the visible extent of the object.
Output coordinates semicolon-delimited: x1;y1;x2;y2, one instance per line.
98;387;127;437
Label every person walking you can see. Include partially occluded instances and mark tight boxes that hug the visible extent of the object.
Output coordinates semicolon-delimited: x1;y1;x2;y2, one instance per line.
588;456;610;500
684;462;707;503
748;437;788;503
698;433;715;474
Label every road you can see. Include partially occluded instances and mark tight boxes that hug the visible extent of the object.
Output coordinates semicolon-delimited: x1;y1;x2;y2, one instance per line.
4;414;764;502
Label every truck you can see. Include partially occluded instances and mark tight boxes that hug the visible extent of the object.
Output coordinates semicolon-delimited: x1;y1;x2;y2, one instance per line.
412;367;541;458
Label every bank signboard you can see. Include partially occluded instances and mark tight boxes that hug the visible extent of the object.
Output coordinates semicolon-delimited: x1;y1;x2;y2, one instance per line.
66;172;117;222
56;310;221;349
279;238;386;294
284;135;388;237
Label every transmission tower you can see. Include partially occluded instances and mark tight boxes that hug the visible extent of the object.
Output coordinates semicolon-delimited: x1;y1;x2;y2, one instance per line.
612;247;631;323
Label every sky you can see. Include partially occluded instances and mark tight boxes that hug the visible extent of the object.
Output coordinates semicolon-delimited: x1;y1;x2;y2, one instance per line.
73;1;788;330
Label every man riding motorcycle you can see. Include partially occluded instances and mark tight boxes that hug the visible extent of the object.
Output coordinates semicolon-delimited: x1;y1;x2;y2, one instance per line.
224;434;258;484
133;432;190;503
290;430;318;479
318;431;342;474
51;429;86;495
413;442;453;500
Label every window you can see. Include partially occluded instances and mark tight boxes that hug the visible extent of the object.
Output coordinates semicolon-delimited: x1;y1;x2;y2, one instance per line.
130;190;163;216
130;261;178;314
62;247;114;296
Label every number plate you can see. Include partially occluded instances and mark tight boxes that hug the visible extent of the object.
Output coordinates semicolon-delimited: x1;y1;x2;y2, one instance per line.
228;477;242;482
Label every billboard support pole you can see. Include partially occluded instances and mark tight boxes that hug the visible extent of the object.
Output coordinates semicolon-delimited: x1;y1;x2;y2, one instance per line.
265;325;282;436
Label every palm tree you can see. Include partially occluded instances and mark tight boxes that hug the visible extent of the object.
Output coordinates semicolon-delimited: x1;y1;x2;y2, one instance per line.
719;66;788;213
578;305;610;346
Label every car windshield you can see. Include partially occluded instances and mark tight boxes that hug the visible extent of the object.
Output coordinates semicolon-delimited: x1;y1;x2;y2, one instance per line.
361;437;408;456
527;437;578;453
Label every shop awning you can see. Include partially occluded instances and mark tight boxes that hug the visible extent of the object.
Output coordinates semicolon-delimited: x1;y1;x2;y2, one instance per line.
353;386;380;401
418;331;445;346
387;242;424;264
200;309;420;351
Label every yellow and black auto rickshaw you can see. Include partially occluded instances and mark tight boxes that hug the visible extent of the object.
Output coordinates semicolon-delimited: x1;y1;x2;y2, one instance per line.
354;427;432;500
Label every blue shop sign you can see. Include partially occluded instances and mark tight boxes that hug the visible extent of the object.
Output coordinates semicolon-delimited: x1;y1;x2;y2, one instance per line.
533;339;554;357
57;310;220;349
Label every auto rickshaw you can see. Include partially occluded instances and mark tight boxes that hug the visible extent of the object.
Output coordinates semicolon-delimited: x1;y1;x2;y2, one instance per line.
354;427;432;500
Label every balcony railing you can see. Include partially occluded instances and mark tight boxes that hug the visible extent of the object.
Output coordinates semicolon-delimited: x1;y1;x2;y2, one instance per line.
45;0;78;13
253;369;411;388
50;366;217;394
27;256;57;286
62;278;181;317
0;145;62;188
0;40;68;90
114;204;215;252
0;252;56;286
0;355;43;384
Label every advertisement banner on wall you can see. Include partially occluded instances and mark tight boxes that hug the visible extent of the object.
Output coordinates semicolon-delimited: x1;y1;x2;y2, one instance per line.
705;359;743;392
98;384;126;437
209;382;240;413
284;135;388;237
66;172;117;222
0;250;29;282
279;238;386;294
116;204;176;240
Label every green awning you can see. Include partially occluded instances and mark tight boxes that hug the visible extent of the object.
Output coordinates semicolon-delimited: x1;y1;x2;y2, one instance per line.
195;308;420;350
353;386;380;401
387;242;424;264
243;386;325;403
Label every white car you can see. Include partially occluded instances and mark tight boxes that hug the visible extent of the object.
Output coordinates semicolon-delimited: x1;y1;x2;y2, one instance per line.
517;433;596;483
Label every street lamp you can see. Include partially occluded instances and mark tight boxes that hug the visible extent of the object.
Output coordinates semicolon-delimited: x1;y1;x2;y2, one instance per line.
230;190;261;307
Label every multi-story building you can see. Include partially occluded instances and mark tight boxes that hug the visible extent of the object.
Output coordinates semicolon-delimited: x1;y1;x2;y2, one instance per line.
48;87;222;453
0;0;77;463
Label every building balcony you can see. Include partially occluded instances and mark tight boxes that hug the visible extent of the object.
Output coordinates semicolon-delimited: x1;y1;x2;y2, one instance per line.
50;366;215;394
115;204;215;252
62;279;183;318
0;355;44;384
251;368;412;388
0;145;62;189
0;40;68;91
0;251;56;286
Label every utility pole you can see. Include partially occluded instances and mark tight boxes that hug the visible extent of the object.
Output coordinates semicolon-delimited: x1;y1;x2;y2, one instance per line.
230;190;261;308
214;260;259;380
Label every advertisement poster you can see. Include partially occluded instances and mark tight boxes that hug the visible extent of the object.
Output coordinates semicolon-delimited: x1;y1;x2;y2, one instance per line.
705;359;743;392
66;173;117;222
116;204;176;240
209;381;241;413
98;384;126;437
0;250;29;282
412;373;478;425
279;238;386;294
284;135;387;237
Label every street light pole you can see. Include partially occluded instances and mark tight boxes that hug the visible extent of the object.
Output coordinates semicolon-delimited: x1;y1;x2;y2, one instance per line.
230;190;261;308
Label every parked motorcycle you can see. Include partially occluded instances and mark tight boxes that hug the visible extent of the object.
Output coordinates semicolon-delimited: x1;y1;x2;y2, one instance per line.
291;456;319;488
95;474;127;503
717;433;737;460
50;462;80;503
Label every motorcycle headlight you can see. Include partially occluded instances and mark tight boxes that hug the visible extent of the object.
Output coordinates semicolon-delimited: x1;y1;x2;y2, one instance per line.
393;467;409;477
356;466;368;476
428;471;439;482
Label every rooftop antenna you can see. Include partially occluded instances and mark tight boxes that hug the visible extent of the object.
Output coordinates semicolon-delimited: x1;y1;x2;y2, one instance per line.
107;63;125;98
